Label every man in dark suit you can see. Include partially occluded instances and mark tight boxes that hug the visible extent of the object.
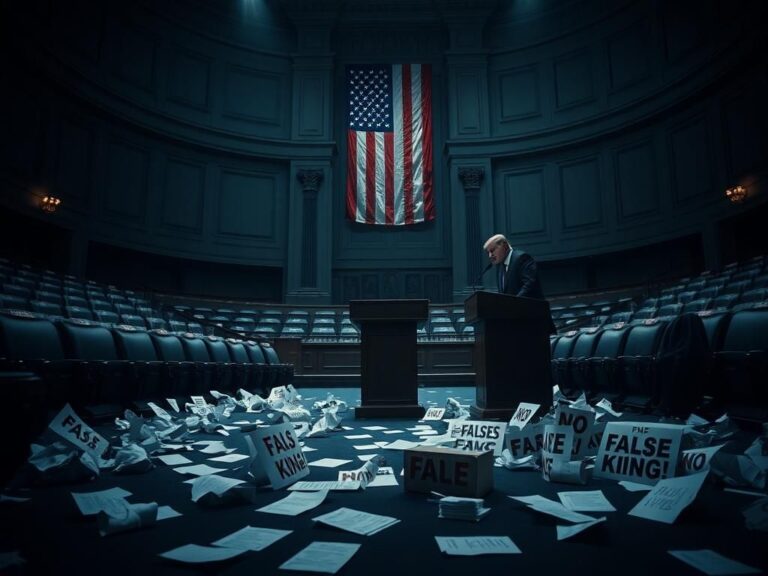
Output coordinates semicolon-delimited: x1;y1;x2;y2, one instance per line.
483;233;556;333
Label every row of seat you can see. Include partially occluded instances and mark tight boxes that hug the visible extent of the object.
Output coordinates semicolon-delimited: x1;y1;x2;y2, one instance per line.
550;309;768;426
0;310;293;418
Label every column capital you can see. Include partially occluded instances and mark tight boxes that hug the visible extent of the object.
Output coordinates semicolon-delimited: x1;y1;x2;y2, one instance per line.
297;169;324;193
458;166;485;191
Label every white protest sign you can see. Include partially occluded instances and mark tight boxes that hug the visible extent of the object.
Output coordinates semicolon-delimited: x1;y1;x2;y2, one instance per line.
541;424;574;482
449;420;507;456
595;422;684;484
680;444;725;475
49;403;109;459
508;402;540;429
422;407;445;421
505;421;544;460
555;404;597;458
190;395;207;409
248;422;309;490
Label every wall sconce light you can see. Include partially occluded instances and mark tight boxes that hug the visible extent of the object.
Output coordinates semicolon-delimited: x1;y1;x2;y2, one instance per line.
40;195;62;213
725;185;747;204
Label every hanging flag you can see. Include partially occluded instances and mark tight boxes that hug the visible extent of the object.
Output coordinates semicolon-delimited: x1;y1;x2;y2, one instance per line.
346;64;434;226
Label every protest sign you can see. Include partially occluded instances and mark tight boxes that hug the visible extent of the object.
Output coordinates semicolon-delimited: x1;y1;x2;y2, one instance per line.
541;424;574;482
555;404;598;458
422;407;445;421
595;422;684;484
508;403;540;429
49;403;109;460
506;421;544;460
449;420;507;456
248;422;309;489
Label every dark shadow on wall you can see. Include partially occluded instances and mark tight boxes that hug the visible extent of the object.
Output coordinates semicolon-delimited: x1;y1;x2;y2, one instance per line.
86;242;282;302
719;200;768;265
539;234;705;297
0;206;71;273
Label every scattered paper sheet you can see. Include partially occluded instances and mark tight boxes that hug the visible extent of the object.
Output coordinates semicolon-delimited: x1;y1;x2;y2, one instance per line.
309;458;352;468
381;439;422;450
352;444;381;451
71;487;132;516
159;544;247;564
256;489;329;516
509;495;597;523
628;471;708;524
312;507;400;535
557;490;616;512
189;475;245;503
361;426;388;431
620;481;654;492
157;506;182;521
435;536;521;556
194;441;230;455
279;541;360;574
366;467;399;488
383;430;405;435
344;434;372;440
155;454;193;466
288;481;362;491
556;516;607;540
212;526;292;552
668;549;761;575
98;501;157;536
207;453;250;463
173;464;228;477
357;454;379;462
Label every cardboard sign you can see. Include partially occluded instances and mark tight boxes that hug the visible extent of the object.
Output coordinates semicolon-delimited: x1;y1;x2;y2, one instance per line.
508;403;540;429
248;422;309;490
541;424;574;482
422;407;445;421
49;403;109;460
505;421;544;460
404;446;493;498
449;420;507;456
595;422;684;484
555;404;599;458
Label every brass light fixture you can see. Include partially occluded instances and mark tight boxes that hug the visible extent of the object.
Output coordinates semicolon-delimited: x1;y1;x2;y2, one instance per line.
40;195;62;212
725;185;747;204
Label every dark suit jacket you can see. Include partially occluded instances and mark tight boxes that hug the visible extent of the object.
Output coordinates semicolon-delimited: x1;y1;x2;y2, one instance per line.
497;249;544;298
498;249;556;333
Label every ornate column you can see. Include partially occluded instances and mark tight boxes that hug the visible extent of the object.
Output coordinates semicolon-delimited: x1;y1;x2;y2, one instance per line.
286;165;332;304
459;166;485;287
297;169;322;288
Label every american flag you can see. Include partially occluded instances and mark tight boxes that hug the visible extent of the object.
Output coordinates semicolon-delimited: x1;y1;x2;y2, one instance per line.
346;64;434;226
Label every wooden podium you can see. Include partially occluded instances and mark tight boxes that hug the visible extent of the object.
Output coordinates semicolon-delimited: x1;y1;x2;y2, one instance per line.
350;299;428;418
465;291;552;420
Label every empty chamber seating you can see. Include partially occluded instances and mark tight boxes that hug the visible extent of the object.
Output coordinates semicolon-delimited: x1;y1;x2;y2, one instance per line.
617;319;669;411
711;309;768;427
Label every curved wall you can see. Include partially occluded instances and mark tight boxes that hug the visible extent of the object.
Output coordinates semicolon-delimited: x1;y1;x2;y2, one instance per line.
0;0;765;303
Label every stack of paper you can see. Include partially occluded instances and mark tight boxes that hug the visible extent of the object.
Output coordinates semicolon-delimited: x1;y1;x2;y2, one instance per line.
438;496;490;522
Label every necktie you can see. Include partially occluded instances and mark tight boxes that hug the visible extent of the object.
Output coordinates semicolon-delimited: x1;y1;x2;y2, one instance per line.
498;265;505;293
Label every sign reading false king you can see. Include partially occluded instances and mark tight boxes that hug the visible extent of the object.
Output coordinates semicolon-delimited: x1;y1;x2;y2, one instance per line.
595;422;684;484
541;424;574;482
49;403;109;461
246;422;309;490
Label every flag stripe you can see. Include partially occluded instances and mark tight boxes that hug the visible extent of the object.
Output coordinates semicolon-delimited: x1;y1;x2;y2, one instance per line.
346;63;434;226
